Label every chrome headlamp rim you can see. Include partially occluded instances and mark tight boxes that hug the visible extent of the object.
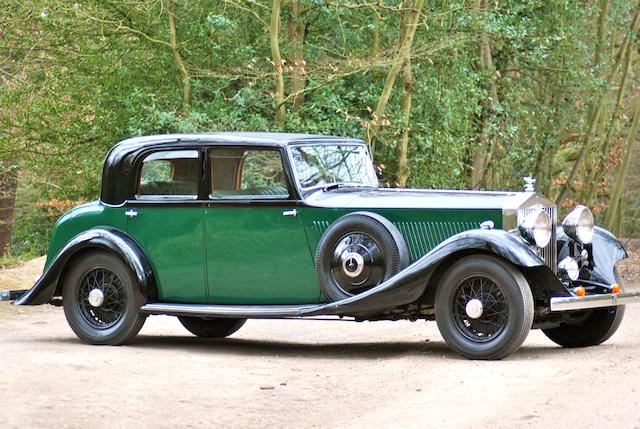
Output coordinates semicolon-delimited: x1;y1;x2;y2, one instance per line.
562;205;594;244
518;207;552;248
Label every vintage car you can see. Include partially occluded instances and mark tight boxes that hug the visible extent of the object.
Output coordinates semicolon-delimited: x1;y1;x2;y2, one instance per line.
3;132;639;359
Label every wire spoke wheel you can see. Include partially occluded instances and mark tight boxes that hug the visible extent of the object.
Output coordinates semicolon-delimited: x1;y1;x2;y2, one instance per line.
452;275;508;342
77;267;127;329
435;255;534;360
64;251;147;345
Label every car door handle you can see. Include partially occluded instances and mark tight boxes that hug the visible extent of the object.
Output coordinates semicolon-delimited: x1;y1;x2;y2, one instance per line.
125;209;138;218
282;209;297;217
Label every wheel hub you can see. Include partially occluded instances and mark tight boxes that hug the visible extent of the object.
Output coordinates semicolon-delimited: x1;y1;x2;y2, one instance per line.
341;252;365;278
88;288;105;308
465;298;484;319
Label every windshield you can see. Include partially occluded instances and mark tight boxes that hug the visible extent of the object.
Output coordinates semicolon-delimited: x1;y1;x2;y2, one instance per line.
290;144;378;190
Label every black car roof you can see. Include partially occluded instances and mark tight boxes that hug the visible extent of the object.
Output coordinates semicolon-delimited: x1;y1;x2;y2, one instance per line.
101;132;365;205
115;132;364;149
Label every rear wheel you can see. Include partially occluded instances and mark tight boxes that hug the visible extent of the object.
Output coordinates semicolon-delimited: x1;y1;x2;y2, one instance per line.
435;255;534;360
178;317;246;338
63;251;147;345
542;267;625;348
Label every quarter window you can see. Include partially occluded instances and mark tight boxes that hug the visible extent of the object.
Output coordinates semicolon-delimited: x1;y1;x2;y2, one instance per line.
210;148;289;198
137;150;199;198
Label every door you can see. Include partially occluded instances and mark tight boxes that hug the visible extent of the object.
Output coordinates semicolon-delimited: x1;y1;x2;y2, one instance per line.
126;149;207;303
205;147;319;304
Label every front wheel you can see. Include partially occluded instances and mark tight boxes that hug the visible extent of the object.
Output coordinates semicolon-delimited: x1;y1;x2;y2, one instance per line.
63;251;147;345
435;255;534;360
542;268;625;348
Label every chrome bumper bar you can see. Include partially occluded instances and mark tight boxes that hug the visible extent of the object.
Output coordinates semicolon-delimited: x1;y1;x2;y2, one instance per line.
550;291;640;312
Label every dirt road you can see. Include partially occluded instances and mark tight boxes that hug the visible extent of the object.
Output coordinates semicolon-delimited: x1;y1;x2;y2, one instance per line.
1;252;640;428
1;295;639;428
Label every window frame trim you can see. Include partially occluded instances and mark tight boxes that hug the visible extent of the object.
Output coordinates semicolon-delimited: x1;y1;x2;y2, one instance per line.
132;146;204;201
206;145;297;202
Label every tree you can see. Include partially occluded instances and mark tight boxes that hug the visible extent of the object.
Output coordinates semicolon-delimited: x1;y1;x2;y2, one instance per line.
270;0;286;127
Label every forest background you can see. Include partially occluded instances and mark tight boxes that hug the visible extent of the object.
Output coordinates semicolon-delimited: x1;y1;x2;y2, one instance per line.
1;0;639;264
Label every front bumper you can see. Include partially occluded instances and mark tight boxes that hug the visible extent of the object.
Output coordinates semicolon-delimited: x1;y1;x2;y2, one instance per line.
550;291;640;311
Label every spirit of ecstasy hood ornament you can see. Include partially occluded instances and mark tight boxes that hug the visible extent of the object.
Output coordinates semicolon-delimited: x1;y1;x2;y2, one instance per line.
523;176;536;192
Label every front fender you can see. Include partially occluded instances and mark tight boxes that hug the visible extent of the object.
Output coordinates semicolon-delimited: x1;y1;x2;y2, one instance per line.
558;225;627;285
14;227;156;305
304;229;545;316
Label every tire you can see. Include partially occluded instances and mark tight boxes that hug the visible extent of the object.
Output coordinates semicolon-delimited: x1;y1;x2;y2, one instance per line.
178;317;246;338
435;255;534;360
63;251;147;345
542;267;626;348
315;212;410;301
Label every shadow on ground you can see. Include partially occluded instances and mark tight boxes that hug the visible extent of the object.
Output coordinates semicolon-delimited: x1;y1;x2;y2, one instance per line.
26;333;599;361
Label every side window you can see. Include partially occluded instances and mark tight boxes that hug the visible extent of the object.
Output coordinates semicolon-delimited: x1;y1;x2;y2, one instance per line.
137;150;199;199
210;148;289;198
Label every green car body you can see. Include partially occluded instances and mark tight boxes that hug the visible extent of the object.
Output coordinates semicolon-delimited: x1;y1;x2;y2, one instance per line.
44;201;504;305
8;132;638;360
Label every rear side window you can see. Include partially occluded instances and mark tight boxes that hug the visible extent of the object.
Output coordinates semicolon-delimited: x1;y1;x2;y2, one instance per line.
137;150;199;199
210;148;289;199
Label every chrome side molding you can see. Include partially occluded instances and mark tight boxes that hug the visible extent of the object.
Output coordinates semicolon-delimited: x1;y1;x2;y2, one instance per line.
550;291;640;312
140;303;315;318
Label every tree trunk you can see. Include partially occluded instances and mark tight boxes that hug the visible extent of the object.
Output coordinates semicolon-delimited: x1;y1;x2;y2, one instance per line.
470;0;498;189
557;2;640;205
364;0;424;152
0;161;17;255
594;0;611;67
583;27;636;202
604;100;640;232
287;0;306;110
396;59;413;187
270;0;286;127
165;0;190;114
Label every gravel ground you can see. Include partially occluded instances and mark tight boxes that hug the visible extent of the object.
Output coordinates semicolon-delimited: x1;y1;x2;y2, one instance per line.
1;249;639;428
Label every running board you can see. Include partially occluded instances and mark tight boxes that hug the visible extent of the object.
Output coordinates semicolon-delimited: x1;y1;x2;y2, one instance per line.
140;303;318;318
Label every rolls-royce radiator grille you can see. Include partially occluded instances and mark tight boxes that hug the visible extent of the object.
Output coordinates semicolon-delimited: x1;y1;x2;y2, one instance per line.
518;205;557;272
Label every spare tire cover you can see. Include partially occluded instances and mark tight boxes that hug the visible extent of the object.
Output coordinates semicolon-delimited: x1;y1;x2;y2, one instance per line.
315;211;410;302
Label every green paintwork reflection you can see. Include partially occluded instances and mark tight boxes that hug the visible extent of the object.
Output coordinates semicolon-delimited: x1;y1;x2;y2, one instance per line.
45;201;126;270
206;206;319;304
126;206;206;303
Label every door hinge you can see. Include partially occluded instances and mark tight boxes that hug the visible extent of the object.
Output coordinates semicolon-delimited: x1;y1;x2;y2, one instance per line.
125;209;138;218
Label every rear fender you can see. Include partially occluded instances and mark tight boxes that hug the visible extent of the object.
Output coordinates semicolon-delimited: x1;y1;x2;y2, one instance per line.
14;227;156;305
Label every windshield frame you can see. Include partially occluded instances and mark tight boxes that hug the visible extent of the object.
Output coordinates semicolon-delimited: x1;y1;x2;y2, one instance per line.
286;141;379;195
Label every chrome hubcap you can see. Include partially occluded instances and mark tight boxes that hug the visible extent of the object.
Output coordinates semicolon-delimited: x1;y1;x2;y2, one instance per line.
465;298;484;319
88;288;105;308
341;252;365;278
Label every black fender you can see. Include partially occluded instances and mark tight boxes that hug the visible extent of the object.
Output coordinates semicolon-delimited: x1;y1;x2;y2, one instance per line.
558;225;627;285
14;227;156;306
303;229;546;316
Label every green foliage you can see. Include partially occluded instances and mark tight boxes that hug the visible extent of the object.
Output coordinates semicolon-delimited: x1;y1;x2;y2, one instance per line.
1;0;639;259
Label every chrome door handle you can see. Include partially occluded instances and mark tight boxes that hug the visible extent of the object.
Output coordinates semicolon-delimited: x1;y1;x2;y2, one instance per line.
125;209;138;218
282;209;297;217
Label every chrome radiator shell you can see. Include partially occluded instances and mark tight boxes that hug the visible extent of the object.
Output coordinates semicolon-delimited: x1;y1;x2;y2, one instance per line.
503;193;558;272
